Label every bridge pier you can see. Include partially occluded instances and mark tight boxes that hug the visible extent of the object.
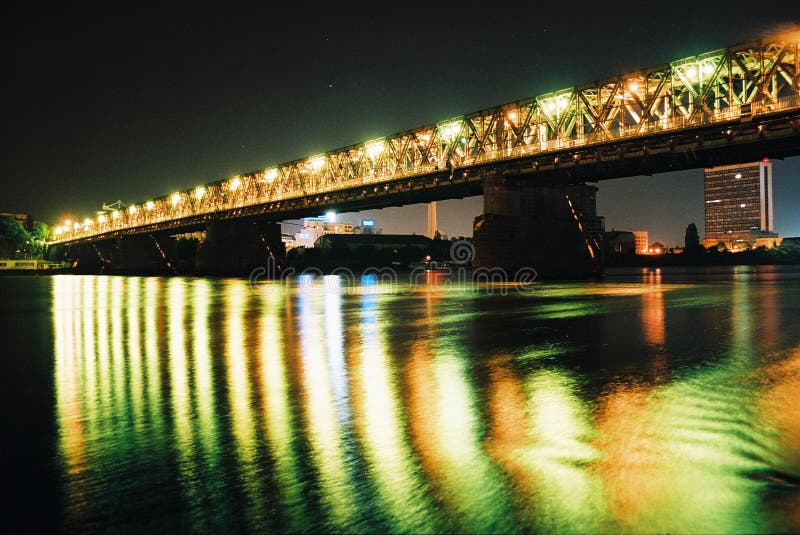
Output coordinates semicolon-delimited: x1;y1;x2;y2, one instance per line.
109;234;177;275
473;176;604;278
195;220;284;276
63;242;112;274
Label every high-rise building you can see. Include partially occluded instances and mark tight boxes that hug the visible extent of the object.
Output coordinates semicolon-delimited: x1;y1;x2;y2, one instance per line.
632;231;649;254
703;160;780;250
427;202;438;239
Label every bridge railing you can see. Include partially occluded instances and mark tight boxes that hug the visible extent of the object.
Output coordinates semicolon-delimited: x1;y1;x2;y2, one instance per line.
51;31;800;244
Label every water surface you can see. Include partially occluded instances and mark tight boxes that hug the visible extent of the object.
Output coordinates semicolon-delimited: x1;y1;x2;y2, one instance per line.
3;267;800;533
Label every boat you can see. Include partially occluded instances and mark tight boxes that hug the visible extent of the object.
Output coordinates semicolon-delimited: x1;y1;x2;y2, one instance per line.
407;255;455;271
0;259;73;274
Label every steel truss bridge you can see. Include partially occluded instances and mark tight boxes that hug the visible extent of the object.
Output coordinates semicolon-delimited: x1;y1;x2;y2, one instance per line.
52;30;800;246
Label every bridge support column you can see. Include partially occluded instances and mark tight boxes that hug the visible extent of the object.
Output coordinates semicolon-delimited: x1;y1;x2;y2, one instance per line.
109;235;177;275
473;176;604;278
64;243;112;274
195;220;284;276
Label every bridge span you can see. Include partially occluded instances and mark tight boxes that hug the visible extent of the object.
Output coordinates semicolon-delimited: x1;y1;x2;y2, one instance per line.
50;30;800;276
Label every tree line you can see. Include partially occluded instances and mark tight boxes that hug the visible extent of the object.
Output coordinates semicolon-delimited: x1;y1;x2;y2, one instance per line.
0;216;49;259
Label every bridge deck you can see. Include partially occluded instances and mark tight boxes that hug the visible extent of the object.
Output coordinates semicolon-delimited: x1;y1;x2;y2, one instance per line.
52;30;800;245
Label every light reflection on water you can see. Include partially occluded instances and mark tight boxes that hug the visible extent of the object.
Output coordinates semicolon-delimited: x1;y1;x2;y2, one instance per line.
47;270;800;533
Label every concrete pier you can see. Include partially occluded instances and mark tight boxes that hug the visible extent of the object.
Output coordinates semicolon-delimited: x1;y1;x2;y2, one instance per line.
473;176;603;277
195;220;284;276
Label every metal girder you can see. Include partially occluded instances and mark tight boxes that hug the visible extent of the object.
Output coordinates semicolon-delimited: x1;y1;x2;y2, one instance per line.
52;30;800;245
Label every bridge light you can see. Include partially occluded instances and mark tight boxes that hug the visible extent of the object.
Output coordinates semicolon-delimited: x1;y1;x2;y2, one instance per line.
309;156;325;172
171;192;181;206
365;140;385;160
195;186;206;200
146;201;155;211
229;176;242;191
112;210;120;219
507;111;518;121
628;81;639;92
98;214;107;223
702;62;715;75
83;218;92;227
438;120;461;142
64;219;72;227
128;204;137;214
557;96;567;110
54;227;63;236
264;168;278;182
73;221;80;229
686;66;698;82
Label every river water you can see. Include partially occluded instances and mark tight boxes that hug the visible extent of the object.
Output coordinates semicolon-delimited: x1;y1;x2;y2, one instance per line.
3;267;800;533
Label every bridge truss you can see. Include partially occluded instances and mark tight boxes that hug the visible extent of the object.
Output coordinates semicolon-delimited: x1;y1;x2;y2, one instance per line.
52;30;800;244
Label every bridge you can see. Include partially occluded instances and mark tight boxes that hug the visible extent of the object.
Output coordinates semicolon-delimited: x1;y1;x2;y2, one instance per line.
50;30;800;276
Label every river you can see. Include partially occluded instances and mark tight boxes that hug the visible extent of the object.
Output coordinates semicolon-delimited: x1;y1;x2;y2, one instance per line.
3;266;799;533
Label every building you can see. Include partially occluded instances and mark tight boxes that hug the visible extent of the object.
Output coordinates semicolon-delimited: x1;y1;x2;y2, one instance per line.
605;230;636;255
291;216;382;249
632;231;649;254
314;233;430;255
703;160;781;250
288;233;432;270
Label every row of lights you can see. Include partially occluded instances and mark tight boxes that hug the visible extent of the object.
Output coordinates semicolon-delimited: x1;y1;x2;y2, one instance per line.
54;169;284;238
53;54;739;240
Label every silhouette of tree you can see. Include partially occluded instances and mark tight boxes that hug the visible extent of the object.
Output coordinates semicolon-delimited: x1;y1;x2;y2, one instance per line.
684;222;701;253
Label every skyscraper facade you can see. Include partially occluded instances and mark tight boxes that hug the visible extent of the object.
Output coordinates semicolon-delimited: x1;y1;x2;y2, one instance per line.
703;160;780;250
632;230;649;254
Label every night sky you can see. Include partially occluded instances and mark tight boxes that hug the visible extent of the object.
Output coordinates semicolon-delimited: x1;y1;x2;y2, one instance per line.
3;4;799;246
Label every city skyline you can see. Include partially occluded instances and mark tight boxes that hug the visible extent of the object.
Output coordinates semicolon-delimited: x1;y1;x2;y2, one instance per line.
3;5;799;246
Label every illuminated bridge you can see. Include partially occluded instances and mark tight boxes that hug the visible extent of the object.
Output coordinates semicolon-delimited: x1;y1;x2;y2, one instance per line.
51;30;800;276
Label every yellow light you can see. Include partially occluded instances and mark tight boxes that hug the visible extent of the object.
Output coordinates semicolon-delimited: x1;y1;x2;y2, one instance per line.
438;121;462;142
146;201;155;211
628;81;639;92
686;66;698;81
83;218;92;227
309;156;325;172
171;193;181;206
507;111;518;121
54;227;63;235
73;221;80;229
64;219;72;227
98;214;107;223
230;176;242;191
128;205;137;214
112;210;120;219
264;168;278;183
365;140;385;160
702;63;715;75
195;186;206;200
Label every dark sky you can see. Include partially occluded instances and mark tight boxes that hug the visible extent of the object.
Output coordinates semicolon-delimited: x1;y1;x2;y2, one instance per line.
2;4;798;246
